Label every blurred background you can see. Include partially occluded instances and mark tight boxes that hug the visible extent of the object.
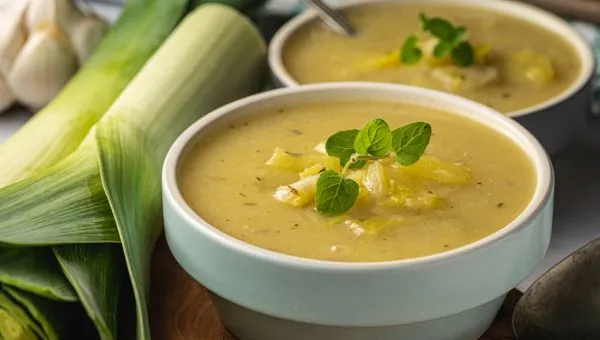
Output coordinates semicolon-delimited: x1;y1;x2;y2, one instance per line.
88;0;600;23
87;0;600;45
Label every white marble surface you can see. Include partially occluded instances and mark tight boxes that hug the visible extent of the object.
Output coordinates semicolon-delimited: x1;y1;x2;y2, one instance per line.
1;1;599;294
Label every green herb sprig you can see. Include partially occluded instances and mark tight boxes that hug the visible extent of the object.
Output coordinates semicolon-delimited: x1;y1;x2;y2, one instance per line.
315;119;432;216
401;13;474;67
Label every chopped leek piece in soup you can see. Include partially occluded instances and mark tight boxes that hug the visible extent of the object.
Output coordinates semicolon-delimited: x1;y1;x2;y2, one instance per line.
179;101;536;262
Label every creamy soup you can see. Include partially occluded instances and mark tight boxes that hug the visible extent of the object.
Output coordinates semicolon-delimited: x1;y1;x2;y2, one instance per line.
179;101;536;262
283;3;581;113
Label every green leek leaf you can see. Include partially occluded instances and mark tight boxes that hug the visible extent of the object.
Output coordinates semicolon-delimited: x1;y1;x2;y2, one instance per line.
0;3;267;340
0;0;192;338
0;248;77;302
0;289;44;340
3;286;97;340
95;6;267;338
54;245;125;340
0;149;118;246
96;121;161;340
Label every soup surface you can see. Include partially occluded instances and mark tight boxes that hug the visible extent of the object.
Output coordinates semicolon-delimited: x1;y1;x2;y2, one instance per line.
283;3;581;113
179;101;536;262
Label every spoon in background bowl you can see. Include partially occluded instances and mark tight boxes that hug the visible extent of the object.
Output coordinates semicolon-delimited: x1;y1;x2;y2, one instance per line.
513;237;600;339
302;0;357;36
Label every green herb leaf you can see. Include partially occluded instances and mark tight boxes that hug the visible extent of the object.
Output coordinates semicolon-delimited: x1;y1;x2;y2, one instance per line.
419;12;429;31
401;35;423;64
451;41;474;67
354;119;393;157
417;13;474;68
433;41;453;59
392;122;432;166
326;130;359;165
420;14;455;42
325;130;367;170
452;26;468;44
313;119;432;216
315;170;359;216
349;159;367;170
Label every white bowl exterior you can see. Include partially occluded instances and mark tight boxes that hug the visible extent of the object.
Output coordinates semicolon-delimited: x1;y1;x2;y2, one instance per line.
209;291;506;340
514;76;595;154
163;83;554;327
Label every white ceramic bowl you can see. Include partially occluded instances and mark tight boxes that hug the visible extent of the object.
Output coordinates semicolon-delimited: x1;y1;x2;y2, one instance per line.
268;0;596;154
162;83;554;340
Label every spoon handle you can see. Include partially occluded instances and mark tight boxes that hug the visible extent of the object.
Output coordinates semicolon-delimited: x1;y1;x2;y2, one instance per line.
302;0;357;36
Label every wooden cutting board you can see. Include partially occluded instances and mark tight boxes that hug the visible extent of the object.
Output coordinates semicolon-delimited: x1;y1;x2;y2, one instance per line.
150;234;521;340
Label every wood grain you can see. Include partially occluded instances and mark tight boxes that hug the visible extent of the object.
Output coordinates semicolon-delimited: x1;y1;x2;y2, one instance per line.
150;234;521;340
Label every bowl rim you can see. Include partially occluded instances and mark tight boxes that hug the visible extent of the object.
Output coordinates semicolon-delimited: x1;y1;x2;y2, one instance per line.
162;82;554;272
267;0;596;118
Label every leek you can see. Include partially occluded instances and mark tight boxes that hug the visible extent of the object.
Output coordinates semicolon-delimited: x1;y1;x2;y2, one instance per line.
0;3;267;340
0;0;188;187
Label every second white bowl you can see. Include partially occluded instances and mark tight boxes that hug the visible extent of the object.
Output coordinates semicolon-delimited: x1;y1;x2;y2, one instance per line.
268;0;596;154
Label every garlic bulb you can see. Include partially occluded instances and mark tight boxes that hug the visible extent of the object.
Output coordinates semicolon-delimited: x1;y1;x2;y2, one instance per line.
8;26;79;109
0;0;108;113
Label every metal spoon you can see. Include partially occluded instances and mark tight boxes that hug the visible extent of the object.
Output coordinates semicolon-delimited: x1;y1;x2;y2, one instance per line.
513;237;600;339
302;0;357;36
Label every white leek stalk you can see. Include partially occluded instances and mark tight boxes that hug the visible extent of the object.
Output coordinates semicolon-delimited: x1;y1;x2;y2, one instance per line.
273;175;320;207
